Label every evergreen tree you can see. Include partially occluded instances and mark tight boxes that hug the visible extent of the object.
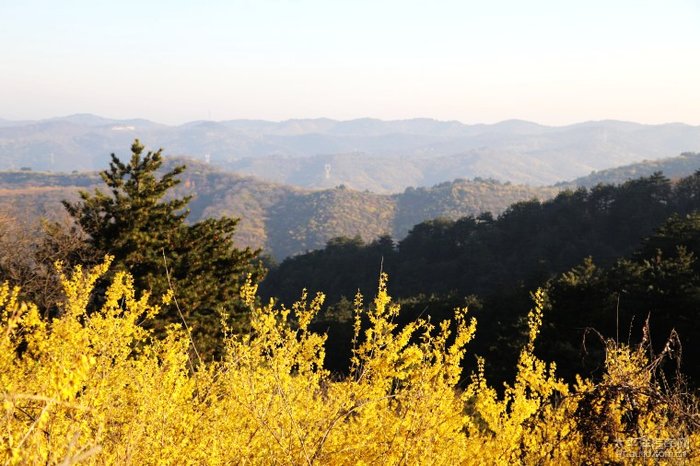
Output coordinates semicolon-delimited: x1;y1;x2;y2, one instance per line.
63;140;263;356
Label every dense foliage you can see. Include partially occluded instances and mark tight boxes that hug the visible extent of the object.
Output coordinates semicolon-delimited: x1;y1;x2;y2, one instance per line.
541;212;700;382
263;172;700;384
62;141;263;355
2;261;697;464
0;212;96;314
266;173;686;302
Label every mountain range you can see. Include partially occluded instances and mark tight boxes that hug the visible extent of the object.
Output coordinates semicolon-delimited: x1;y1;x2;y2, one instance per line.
2;115;699;192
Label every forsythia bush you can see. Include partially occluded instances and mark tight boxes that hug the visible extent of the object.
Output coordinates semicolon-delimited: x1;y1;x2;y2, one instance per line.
1;259;698;464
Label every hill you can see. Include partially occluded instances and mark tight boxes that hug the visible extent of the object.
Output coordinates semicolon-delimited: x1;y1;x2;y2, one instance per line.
263;172;681;305
1;115;699;190
261;172;700;385
0;160;558;259
569;151;700;187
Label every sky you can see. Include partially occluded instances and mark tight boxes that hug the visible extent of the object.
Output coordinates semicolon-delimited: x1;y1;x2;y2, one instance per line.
1;0;699;125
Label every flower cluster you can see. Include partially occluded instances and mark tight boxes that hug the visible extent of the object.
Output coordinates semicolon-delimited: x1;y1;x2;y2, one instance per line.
1;261;697;464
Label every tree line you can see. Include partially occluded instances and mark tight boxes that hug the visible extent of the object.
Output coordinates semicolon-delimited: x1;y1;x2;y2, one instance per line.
262;171;700;386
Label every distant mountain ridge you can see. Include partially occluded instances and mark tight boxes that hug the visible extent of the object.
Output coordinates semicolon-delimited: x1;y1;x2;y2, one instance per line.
1;114;699;191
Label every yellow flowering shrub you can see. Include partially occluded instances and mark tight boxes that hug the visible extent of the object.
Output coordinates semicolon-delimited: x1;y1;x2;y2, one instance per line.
1;260;697;464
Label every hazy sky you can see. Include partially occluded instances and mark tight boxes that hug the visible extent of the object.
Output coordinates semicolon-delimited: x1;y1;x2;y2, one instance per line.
1;0;699;125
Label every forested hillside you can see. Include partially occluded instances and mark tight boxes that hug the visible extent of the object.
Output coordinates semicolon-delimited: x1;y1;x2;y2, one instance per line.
262;171;700;387
570;151;700;187
264;173;681;301
0;161;557;258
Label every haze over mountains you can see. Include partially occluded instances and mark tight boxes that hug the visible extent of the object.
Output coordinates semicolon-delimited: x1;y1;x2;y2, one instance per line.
2;114;700;192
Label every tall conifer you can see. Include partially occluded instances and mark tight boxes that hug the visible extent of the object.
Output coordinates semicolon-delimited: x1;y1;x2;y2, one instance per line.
64;140;263;356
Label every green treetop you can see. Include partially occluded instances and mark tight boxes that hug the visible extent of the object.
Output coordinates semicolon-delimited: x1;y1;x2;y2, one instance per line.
63;140;264;356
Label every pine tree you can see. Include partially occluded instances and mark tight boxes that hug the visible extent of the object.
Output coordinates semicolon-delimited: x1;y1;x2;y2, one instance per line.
63;140;263;356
